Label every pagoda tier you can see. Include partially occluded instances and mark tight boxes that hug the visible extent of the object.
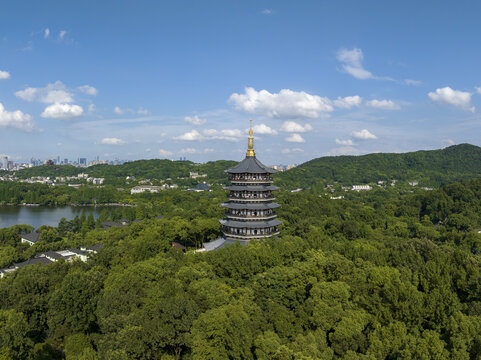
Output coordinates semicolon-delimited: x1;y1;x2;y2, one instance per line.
219;121;281;243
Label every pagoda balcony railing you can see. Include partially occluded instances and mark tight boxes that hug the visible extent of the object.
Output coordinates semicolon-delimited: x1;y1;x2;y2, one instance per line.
230;176;273;182
230;179;274;184
228;196;276;202
225;214;277;221
223;232;280;239
228;193;273;199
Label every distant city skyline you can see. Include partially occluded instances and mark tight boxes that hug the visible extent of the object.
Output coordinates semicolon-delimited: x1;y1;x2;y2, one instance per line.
2;1;481;164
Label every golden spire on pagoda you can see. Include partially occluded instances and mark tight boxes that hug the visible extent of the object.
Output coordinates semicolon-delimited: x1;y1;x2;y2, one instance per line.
246;120;256;157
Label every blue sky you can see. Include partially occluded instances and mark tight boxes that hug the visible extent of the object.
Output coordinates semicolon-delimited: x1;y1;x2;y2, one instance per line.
1;0;481;165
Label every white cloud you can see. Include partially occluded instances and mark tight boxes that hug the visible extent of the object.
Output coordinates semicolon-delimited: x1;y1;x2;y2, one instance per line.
261;9;273;15
253;123;277;135
78;85;98;96
333;95;362;109
137;107;149;115
428;86;474;112
203;128;242;141
335;139;355;146
184;115;206;125
179;148;214;154
41;103;83;120
88;104;96;113
59;30;67;40
15;81;73;103
476;86;481;94
405;79;422;86
100;137;125;145
114;106;124;115
158;149;173;157
281;148;304;154
0;71;10;80
174;128;243;142
351;129;377;140
44;28;50;38
337;48;372;80
366;99;401;110
114;106;149;115
174;129;203;141
285;133;305;143
0;103;35;132
280;121;313;133
229;87;333;118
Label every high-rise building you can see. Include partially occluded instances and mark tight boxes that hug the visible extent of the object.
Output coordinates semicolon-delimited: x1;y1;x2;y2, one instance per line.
79;158;87;166
2;156;8;170
219;121;281;245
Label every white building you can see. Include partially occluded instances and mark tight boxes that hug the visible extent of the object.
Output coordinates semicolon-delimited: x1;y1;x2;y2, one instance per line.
352;185;372;191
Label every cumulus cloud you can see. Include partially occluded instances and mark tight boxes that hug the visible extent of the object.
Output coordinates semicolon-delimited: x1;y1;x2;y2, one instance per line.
184;115;206;125
44;28;50;38
335;139;355;146
428;86;474;112
253;123;277;135
337;48;373;80
137;107;149;115
59;30;67;40
16;81;74;103
285;133;305;143
366;99;400;110
203;128;243;141
476;87;481;94
280;121;313;133
88;104;96;113
351;129;377;140
174;128;243;142
229;87;333;118
333;95;362;109
174;129;203;141
0;71;10;80
78;85;98;96
41;103;83;120
0;103;35;132
261;9;273;15
158;149;173;157
100;137;125;145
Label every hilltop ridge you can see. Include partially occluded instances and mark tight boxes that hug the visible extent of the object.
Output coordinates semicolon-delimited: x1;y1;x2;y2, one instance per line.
275;144;481;188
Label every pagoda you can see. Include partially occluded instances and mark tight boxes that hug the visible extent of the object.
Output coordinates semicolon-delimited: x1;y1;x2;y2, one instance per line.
219;121;281;244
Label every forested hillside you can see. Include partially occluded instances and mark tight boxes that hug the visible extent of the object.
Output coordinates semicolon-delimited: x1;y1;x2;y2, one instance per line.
7;144;481;190
276;144;481;188
1;179;481;358
9;159;237;185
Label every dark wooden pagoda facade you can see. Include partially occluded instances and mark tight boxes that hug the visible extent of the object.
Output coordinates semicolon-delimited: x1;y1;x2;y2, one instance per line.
219;121;281;244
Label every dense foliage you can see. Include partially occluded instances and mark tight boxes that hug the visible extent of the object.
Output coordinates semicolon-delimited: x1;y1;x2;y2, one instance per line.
1;175;481;358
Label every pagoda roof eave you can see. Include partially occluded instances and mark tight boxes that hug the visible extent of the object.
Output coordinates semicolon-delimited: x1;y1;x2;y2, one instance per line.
226;156;276;174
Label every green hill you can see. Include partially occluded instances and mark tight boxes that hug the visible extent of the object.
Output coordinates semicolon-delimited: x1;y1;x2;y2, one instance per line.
11;159;237;185
275;144;481;189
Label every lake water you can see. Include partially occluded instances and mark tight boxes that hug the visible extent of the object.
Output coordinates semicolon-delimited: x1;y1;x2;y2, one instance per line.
0;206;102;229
